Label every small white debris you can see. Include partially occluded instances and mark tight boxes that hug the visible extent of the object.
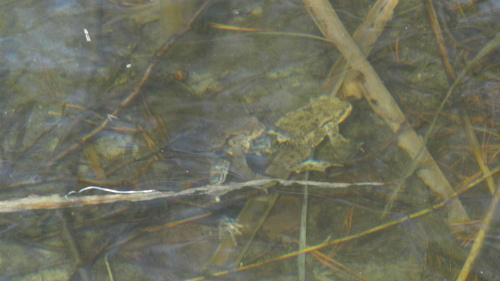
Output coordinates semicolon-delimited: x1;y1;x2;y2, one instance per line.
84;28;91;42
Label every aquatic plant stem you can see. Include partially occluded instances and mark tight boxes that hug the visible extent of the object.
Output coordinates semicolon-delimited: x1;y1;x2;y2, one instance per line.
302;0;469;221
424;0;456;81
298;172;309;281
460;109;496;195
456;181;500;281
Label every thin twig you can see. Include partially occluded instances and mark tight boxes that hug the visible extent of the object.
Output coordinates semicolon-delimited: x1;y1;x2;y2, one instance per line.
460;108;496;195
424;0;456;81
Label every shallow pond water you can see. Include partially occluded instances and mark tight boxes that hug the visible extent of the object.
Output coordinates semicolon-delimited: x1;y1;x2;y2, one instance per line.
0;0;499;280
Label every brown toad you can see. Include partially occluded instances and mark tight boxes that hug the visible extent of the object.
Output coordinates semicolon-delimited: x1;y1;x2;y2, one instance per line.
207;95;353;180
265;95;352;178
207;117;266;181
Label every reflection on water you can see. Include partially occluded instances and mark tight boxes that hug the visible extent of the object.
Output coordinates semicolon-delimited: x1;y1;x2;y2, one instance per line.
0;0;499;280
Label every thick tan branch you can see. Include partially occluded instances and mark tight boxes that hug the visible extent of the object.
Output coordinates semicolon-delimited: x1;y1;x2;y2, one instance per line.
303;0;469;222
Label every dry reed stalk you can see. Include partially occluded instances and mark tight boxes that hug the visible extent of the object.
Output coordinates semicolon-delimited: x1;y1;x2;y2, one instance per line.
302;0;470;222
456;181;500;280
321;0;400;96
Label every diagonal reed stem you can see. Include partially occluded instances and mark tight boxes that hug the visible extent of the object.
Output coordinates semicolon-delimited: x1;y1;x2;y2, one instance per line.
302;0;470;222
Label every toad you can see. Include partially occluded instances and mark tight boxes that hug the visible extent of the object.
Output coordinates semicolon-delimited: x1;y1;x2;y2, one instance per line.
208;95;353;180
265;95;352;178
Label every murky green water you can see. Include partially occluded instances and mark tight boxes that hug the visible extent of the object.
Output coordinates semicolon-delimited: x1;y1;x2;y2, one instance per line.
0;0;499;280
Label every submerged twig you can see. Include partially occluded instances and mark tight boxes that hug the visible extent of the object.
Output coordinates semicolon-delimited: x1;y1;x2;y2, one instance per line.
460;109;496;195
424;0;456;81
0;179;383;213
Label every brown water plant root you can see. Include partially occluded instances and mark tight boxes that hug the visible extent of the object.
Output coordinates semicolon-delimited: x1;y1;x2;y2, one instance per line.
302;0;470;222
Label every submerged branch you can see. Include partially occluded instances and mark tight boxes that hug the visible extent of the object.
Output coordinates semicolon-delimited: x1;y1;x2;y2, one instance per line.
0;180;383;213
